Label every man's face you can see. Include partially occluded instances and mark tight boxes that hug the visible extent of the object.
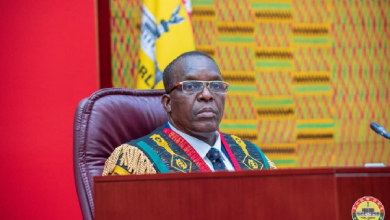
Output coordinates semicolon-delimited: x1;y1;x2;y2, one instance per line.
167;55;225;135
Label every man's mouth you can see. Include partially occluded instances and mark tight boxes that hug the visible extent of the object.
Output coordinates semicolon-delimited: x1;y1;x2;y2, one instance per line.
196;107;217;118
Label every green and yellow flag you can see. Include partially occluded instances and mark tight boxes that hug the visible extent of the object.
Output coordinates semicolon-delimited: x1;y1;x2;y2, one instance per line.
137;0;195;89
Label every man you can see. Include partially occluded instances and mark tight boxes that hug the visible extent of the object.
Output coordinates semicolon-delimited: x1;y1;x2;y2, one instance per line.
103;51;276;175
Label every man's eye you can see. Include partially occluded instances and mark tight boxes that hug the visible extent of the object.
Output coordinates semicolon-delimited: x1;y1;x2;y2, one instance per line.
184;83;197;91
210;83;221;89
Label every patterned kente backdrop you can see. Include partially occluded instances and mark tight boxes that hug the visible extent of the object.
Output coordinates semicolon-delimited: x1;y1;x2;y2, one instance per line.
110;0;390;168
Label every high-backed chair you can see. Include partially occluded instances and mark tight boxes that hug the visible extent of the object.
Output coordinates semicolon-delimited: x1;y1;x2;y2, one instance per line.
73;88;167;220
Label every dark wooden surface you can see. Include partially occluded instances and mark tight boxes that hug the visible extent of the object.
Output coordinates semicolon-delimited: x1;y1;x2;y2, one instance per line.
94;167;390;220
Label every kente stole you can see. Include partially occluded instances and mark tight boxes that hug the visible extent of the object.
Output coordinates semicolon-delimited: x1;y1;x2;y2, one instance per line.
125;126;270;173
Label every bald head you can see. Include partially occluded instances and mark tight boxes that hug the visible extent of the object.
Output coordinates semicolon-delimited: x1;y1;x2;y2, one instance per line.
162;51;218;93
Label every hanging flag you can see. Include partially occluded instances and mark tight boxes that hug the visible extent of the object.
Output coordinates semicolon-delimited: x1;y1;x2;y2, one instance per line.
137;0;195;89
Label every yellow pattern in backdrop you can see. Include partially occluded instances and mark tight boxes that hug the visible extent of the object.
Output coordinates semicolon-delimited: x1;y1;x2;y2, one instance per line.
110;0;390;168
137;0;195;89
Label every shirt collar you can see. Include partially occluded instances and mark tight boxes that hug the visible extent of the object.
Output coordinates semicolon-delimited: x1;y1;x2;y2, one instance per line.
167;121;221;159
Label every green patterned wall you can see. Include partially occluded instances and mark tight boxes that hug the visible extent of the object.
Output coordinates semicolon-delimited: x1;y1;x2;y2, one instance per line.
110;0;390;168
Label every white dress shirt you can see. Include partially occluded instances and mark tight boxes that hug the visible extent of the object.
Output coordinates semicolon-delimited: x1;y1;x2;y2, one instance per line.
168;122;235;171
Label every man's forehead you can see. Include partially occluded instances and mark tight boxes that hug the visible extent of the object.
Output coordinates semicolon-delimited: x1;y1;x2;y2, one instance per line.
181;55;217;66
178;55;220;76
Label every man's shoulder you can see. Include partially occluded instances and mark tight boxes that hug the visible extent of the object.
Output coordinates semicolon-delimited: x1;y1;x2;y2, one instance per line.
102;126;166;176
127;126;166;145
220;132;277;170
102;143;157;176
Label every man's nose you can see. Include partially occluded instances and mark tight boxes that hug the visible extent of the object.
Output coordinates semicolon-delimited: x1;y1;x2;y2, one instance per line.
198;84;214;101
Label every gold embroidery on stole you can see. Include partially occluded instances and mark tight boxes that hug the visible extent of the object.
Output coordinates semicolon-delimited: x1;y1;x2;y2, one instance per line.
150;134;192;173
231;135;264;170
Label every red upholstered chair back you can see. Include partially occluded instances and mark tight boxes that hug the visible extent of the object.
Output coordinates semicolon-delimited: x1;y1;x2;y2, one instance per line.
73;88;167;220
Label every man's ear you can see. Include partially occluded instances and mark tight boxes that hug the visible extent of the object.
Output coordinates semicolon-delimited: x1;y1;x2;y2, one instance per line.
161;94;172;113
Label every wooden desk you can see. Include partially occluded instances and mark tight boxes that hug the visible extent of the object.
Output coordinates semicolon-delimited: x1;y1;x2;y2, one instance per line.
94;167;390;220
